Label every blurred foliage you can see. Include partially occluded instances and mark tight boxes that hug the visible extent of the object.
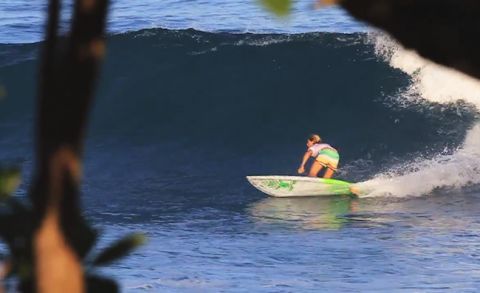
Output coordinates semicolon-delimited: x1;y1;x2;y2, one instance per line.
260;0;338;15
0;167;146;292
92;233;146;266
259;0;292;16
0;168;20;199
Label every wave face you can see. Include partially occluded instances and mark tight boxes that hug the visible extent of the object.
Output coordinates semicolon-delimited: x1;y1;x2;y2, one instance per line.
0;29;477;196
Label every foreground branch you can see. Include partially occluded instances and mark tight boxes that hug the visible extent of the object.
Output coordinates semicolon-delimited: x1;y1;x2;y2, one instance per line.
31;0;109;291
339;0;480;79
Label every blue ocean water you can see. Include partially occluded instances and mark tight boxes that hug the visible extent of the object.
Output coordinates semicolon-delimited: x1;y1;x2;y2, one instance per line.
0;0;365;44
1;2;480;292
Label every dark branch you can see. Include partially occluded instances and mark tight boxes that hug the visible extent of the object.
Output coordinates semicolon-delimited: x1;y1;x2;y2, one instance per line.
340;0;480;79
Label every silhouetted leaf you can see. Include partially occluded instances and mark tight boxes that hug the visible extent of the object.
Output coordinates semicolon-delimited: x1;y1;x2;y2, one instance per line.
76;225;98;260
86;275;118;293
0;217;29;252
66;216;98;260
92;233;146;266
259;0;291;16
8;198;29;215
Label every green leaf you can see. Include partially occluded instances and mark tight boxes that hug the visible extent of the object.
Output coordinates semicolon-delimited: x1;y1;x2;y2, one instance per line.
0;168;21;199
259;0;292;16
92;233;146;266
86;275;118;293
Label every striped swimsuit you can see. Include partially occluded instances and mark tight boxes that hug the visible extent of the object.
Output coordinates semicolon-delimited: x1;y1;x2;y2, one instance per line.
308;143;340;171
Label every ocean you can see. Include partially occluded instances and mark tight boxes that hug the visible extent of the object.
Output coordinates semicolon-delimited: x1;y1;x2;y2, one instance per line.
1;1;480;292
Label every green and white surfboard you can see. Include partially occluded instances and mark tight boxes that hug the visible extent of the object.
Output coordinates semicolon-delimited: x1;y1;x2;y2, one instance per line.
246;175;357;197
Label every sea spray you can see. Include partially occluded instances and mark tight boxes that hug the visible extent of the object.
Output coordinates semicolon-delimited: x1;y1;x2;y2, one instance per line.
357;33;480;197
357;123;480;197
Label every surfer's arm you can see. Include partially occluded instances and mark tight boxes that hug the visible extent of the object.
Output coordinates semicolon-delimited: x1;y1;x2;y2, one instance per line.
297;150;312;174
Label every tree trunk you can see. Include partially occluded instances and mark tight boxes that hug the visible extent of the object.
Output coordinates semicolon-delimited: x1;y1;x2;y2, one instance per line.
31;0;109;291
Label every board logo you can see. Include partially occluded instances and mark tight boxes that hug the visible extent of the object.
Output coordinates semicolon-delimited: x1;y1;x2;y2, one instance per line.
264;179;296;191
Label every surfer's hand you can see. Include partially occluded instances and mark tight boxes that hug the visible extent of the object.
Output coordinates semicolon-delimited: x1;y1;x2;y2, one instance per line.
297;167;305;174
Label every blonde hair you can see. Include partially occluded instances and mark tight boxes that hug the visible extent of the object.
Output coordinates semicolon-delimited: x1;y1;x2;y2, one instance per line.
308;134;321;144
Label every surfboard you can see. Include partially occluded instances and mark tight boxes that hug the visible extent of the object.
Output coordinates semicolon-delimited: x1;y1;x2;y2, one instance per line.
246;175;356;197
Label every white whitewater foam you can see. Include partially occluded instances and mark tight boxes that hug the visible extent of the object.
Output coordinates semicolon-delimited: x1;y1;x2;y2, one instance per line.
372;33;480;109
357;33;480;197
357;124;480;197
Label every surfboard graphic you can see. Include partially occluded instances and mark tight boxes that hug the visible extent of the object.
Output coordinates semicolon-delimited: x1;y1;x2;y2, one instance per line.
246;176;356;197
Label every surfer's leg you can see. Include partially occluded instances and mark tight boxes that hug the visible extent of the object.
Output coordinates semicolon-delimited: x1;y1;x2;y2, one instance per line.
323;168;334;179
316;151;339;178
308;161;323;177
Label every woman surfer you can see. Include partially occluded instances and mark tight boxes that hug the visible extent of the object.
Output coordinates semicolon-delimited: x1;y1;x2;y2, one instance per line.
297;134;339;178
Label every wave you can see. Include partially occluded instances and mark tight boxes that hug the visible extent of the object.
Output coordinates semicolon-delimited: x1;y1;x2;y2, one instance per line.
371;33;480;109
356;33;480;197
357;124;480;197
0;28;477;192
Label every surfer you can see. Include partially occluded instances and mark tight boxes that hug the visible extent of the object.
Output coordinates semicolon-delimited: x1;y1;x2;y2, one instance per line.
297;134;339;178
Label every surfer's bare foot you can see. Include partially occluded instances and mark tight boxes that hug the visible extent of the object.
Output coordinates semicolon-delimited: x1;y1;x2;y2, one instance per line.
350;185;361;196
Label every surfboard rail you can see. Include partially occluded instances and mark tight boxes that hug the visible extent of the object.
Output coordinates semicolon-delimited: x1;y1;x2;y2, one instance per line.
246;175;356;197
